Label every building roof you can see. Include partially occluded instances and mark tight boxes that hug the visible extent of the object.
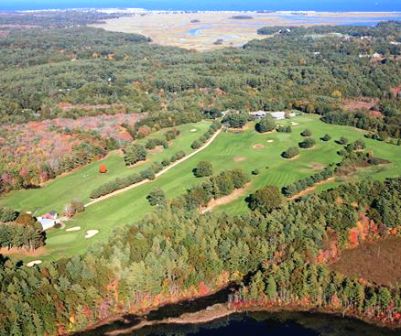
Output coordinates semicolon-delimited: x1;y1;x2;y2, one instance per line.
37;217;56;231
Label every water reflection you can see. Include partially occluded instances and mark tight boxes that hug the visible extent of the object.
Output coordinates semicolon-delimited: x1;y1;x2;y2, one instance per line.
79;312;401;336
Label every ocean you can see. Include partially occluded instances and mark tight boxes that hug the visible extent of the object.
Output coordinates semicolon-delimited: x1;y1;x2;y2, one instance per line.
1;0;401;12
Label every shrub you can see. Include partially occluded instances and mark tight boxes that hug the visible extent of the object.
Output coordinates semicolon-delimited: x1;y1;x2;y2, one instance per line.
0;208;19;223
151;162;164;174
191;122;221;149
282;147;300;159
164;129;180;141
145;138;169;150
321;134;332;141
281;166;335;197
228;169;249;188
252;169;260;175
161;159;170;167
15;213;36;226
140;168;155;181
337;136;349;145
64;200;85;218
147;188;166;206
255;115;276;133
277;125;292;133
247;186;283;214
222;111;248;128
301;129;312;137
124;143;147;166
194;161;213;178
181;169;248;210
299;137;316;149
191;140;202;149
203;108;222;119
171;151;186;162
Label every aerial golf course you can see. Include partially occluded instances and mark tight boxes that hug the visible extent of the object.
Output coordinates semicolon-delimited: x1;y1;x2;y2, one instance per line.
2;114;401;262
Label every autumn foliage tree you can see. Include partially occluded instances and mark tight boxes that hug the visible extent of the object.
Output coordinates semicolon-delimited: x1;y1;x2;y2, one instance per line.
99;164;108;174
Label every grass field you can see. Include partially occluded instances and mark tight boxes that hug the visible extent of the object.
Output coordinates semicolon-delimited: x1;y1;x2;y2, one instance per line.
0;121;211;215
3;115;401;262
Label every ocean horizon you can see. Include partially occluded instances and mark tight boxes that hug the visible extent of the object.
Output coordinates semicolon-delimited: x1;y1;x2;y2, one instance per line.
2;0;401;12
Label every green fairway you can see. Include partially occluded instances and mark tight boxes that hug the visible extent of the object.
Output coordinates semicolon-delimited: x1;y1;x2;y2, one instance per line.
0;121;211;215
4;115;401;262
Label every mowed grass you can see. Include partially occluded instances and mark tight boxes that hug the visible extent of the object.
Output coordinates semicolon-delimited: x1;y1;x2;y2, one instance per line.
5;115;401;262
0;121;211;215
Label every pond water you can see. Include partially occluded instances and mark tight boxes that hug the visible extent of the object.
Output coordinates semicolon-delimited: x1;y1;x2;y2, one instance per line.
78;312;401;336
187;28;202;36
137;312;401;336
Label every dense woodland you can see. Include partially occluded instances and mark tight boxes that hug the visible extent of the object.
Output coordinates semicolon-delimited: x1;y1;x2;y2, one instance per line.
1;176;401;334
1;20;400;125
1;17;401;194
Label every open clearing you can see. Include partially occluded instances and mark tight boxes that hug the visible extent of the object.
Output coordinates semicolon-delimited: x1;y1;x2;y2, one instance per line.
92;11;401;51
330;237;401;286
3;114;401;262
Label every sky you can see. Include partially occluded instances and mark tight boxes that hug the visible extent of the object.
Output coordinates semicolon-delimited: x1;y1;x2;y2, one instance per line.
1;0;401;11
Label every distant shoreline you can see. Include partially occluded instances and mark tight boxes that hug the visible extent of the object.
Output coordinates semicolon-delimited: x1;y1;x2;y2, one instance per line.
8;9;401;15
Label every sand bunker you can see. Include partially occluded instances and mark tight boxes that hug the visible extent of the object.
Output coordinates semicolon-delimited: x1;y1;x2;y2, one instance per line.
266;140;274;143
252;144;265;150
234;156;246;162
27;260;42;267
85;230;99;239
66;226;81;232
190;128;198;132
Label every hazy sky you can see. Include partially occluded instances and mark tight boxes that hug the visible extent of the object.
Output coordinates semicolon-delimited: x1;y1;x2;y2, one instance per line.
1;0;401;11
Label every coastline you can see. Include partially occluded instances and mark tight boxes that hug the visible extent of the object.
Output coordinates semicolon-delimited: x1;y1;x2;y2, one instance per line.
90;10;401;51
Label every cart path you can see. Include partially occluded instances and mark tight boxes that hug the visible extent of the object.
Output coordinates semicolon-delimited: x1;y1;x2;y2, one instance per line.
85;129;222;208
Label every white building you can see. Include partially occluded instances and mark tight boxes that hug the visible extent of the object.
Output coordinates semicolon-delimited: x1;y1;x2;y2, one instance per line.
249;111;287;120
37;211;59;231
37;217;57;231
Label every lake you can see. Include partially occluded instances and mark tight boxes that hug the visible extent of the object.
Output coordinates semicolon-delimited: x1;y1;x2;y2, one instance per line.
78;312;401;336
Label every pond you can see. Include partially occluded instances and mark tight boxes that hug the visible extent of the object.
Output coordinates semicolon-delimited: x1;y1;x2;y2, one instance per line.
78;311;401;336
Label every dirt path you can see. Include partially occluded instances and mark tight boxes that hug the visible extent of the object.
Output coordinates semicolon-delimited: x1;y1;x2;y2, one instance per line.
200;183;250;214
288;177;335;200
85;129;222;208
